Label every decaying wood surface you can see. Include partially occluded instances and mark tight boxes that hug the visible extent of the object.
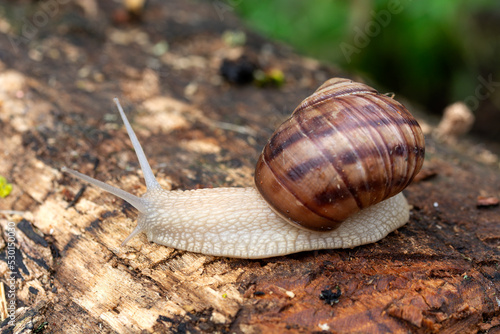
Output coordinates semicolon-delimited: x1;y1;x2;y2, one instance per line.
0;1;499;333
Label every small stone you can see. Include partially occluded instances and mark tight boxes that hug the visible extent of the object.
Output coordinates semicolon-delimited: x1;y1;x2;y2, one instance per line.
320;286;341;305
435;102;475;142
477;196;499;208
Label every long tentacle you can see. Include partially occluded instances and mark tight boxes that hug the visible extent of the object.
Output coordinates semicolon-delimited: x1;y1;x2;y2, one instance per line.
114;98;162;191
62;167;146;212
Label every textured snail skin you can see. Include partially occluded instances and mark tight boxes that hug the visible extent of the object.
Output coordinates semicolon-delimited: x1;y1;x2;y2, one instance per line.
62;79;420;259
63;167;409;258
129;188;409;258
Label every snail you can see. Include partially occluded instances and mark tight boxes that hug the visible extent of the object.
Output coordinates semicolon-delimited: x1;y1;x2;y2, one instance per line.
62;78;425;259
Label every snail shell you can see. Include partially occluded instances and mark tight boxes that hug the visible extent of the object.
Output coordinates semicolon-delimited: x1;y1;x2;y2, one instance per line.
255;78;425;231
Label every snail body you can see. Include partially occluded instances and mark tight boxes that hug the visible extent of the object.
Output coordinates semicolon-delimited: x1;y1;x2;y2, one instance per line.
63;78;424;259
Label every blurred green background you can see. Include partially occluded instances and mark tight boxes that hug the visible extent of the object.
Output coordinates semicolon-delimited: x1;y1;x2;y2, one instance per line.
235;0;500;140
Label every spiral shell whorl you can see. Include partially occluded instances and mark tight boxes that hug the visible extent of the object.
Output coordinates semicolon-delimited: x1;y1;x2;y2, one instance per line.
255;78;425;231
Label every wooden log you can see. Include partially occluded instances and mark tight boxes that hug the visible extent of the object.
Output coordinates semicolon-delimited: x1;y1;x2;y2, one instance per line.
0;1;499;333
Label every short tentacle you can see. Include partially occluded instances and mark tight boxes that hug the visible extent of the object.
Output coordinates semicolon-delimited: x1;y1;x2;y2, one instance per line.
121;225;145;246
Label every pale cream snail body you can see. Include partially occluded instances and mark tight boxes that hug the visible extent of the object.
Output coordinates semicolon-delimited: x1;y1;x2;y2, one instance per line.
62;78;425;259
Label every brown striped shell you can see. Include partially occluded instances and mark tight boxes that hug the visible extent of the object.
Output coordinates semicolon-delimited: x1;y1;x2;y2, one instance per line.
254;78;425;231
